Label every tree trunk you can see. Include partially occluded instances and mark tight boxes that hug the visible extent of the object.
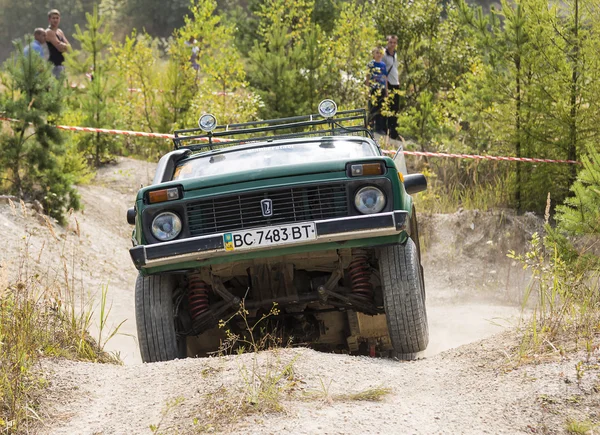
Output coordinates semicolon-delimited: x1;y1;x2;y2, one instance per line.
515;54;522;213
568;0;579;185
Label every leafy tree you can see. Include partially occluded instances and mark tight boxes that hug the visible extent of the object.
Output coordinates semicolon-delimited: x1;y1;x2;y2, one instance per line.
0;41;80;223
66;6;121;166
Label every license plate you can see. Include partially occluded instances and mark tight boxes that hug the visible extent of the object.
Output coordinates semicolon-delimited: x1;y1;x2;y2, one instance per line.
223;223;316;251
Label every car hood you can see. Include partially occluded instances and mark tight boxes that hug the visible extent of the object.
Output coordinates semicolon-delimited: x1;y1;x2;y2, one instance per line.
137;157;394;200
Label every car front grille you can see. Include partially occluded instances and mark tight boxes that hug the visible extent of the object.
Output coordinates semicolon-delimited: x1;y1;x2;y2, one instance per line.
186;183;349;236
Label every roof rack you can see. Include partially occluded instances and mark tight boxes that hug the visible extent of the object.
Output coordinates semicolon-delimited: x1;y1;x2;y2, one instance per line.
172;108;372;152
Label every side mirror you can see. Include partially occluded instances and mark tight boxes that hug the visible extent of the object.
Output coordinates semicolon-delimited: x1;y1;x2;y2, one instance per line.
127;207;136;225
404;173;427;195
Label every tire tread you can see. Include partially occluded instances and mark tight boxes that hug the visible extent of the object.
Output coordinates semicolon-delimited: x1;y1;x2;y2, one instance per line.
135;274;180;363
379;239;429;357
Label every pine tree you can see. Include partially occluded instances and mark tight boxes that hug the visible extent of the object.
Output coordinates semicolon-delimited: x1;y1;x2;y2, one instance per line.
248;21;308;118
455;0;540;211
0;39;80;223
66;6;120;167
555;145;600;234
112;30;164;157
328;1;377;110
169;0;258;128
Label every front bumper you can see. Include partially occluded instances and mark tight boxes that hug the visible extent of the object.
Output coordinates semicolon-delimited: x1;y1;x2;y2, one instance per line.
130;210;409;269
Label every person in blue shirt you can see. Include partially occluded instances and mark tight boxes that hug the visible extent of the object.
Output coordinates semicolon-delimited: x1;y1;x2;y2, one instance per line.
366;47;388;135
24;28;47;59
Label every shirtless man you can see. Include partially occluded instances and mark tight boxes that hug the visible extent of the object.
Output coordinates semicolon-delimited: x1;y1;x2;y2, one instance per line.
46;9;70;78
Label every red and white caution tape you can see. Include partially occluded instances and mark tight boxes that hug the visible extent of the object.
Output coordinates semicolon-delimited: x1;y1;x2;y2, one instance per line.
56;124;175;139
0;116;583;163
1;116;227;142
381;149;581;165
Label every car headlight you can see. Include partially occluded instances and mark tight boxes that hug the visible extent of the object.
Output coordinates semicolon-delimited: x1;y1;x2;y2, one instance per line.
354;186;386;214
151;212;182;241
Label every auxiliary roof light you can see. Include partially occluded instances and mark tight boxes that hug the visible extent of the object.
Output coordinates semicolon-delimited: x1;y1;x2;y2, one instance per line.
198;114;217;132
318;99;337;119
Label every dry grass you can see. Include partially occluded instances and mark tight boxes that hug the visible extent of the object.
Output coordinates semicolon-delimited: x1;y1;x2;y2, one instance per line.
335;386;392;402
0;201;122;433
302;377;392;404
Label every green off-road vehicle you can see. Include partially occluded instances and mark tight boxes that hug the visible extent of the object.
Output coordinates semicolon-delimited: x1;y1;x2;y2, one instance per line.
127;100;428;362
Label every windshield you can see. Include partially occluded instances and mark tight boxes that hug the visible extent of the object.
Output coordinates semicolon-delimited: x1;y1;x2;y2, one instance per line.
173;140;378;180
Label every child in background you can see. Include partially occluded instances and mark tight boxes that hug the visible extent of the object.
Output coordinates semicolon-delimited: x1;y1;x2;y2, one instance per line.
365;47;388;135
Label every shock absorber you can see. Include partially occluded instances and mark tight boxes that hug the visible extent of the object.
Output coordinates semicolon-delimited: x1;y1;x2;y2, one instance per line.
348;250;373;300
187;274;211;321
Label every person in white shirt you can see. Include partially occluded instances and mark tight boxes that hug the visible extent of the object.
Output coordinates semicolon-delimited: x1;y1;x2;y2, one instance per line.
382;35;400;139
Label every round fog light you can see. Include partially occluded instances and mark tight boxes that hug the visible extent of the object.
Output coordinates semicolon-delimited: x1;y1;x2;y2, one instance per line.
151;212;182;241
354;186;386;214
318;99;337;118
198;114;217;132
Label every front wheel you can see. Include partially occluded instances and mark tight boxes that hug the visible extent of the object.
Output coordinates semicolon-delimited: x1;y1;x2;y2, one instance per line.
379;238;429;360
135;273;186;363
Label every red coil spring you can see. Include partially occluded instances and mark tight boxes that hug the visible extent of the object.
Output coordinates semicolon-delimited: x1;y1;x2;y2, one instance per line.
348;253;373;300
188;274;211;320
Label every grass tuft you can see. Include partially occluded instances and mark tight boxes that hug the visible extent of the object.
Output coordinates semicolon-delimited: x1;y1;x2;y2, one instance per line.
565;417;597;434
336;386;392;402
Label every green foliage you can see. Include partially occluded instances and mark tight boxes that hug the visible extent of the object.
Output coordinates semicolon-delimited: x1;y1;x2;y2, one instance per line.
66;6;122;166
454;0;600;212
556;145;600;235
247;19;309;118
112;31;169;159
328;1;377;110
0;40;80;224
375;0;475;144
176;0;258;125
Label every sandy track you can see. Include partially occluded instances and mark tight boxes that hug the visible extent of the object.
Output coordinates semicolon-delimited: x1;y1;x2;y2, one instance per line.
40;337;598;434
3;157;597;434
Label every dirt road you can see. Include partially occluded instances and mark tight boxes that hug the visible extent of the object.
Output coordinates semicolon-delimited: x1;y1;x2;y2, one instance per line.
2;158;597;434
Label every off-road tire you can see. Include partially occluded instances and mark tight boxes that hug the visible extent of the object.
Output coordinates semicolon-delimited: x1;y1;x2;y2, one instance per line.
410;207;425;296
135;273;185;363
379;238;429;360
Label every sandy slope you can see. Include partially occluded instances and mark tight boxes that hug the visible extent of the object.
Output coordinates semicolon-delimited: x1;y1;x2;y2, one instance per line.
2;157;598;434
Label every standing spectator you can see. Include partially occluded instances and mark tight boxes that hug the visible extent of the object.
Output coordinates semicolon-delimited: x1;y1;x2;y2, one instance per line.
366;47;388;135
185;36;200;71
46;9;70;78
382;35;400;139
24;28;47;59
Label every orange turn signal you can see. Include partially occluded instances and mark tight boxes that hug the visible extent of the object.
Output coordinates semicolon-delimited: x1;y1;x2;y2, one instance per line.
148;187;180;204
350;163;384;177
